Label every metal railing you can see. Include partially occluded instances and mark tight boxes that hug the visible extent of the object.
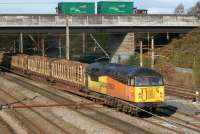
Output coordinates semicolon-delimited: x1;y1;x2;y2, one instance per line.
0;15;199;27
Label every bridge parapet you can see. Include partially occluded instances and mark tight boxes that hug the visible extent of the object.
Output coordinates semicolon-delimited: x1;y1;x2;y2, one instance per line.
0;15;199;27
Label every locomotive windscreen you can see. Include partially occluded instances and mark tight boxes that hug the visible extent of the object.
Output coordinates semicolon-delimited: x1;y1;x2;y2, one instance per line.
135;76;163;86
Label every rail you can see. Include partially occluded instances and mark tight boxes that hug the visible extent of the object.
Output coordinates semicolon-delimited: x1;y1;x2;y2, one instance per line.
166;84;200;100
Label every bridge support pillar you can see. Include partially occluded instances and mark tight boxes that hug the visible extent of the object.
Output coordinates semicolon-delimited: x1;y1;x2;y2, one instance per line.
65;16;70;60
140;41;143;67
82;33;86;55
151;36;155;68
19;32;23;53
147;32;150;55
167;32;170;41
111;32;135;63
41;38;45;57
58;36;62;58
13;40;16;54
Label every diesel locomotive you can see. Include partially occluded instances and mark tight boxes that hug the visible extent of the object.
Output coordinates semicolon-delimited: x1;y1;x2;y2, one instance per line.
86;63;164;109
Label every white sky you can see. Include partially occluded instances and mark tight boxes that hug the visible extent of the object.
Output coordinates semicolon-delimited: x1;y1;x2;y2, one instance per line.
0;0;198;14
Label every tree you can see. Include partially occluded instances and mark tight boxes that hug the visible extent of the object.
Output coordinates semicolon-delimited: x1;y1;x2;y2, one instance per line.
188;1;200;16
174;3;185;14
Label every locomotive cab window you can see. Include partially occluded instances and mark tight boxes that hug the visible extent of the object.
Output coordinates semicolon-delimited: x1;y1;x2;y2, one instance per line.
128;77;135;86
135;76;163;86
89;74;98;82
151;77;163;86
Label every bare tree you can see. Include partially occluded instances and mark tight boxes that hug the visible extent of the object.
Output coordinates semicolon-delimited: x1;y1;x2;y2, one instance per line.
174;3;185;14
188;1;200;16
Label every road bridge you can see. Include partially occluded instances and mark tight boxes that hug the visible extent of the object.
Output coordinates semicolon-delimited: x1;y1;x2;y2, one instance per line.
0;14;199;33
0;14;199;63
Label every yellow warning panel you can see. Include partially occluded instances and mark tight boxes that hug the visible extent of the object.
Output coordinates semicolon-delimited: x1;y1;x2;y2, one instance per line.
134;86;164;102
88;76;108;94
98;76;108;94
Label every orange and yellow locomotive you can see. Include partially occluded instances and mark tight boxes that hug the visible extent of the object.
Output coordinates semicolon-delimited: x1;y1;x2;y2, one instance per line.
86;63;164;109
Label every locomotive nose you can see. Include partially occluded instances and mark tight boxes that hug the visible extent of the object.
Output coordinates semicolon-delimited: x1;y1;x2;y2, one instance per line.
135;86;165;102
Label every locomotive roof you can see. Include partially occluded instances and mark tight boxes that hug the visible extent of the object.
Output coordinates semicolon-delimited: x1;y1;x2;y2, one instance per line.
86;62;162;77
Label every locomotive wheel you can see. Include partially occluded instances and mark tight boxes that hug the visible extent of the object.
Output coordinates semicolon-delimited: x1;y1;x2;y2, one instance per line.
116;103;123;111
122;105;129;113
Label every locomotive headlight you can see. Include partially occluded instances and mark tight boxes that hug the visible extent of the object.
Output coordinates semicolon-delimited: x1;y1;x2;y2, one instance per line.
196;91;199;95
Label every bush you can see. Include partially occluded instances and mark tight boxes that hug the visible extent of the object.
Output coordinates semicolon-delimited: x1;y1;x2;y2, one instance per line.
125;54;140;66
156;27;200;68
124;53;152;68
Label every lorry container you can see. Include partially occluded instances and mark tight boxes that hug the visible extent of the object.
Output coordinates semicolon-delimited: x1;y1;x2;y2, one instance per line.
58;2;95;15
97;1;134;14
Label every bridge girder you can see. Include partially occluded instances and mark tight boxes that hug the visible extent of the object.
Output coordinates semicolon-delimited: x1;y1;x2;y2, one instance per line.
0;26;197;34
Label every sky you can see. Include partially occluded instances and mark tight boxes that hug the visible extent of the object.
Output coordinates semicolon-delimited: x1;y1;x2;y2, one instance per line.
0;0;198;14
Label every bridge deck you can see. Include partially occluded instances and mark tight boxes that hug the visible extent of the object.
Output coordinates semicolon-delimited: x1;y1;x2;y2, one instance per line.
0;14;199;27
0;15;198;33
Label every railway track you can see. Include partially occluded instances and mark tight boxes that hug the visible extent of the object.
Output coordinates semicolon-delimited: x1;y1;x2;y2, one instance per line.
2;66;200;134
0;113;15;134
160;107;200;133
0;87;71;134
166;84;200;100
2;73;154;134
0;97;46;134
140;106;200;134
1;72;185;134
164;106;200;126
